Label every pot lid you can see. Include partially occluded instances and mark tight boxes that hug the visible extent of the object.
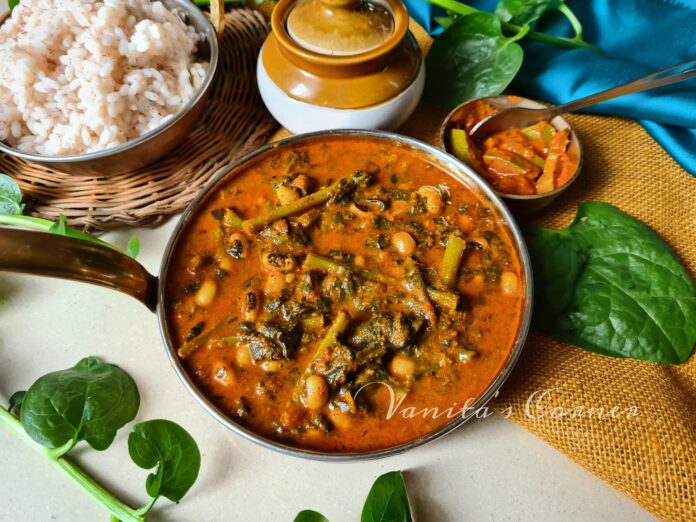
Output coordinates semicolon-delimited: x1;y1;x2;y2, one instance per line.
286;0;394;56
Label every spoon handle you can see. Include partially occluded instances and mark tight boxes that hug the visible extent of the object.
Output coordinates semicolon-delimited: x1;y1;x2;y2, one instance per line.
549;58;696;117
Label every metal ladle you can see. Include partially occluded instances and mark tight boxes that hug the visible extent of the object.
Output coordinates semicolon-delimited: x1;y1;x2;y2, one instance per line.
470;58;696;139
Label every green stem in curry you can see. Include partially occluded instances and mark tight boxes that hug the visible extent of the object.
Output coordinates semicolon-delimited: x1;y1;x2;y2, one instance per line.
294;311;351;400
0;406;144;522
427;0;603;52
441;235;467;289
317;310;351;353
304;252;459;310
304;252;389;284
222;208;244;228
426;287;459;311
403;257;437;325
241;171;370;233
178;314;239;358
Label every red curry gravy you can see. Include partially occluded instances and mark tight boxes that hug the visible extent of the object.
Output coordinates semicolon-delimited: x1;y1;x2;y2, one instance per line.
166;136;525;452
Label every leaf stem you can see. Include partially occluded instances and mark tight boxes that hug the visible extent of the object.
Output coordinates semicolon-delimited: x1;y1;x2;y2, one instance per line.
135;495;159;516
0;406;144;522
557;3;584;40
0;214;119;252
427;0;602;52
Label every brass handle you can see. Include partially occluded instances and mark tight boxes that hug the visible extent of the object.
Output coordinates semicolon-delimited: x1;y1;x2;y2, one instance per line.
0;229;158;312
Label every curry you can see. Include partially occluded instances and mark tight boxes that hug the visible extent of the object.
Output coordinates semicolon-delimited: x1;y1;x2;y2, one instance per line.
446;100;578;196
166;136;525;452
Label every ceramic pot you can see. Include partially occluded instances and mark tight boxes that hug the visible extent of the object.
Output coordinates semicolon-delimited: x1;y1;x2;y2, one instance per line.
257;0;424;133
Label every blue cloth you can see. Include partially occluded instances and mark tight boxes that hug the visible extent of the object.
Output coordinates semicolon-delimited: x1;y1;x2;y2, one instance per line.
404;0;696;176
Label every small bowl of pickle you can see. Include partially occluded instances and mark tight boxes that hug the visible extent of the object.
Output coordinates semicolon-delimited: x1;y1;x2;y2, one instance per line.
440;95;583;215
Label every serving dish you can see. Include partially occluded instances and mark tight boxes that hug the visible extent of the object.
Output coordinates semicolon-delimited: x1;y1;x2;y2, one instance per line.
441;96;583;215
0;0;219;176
257;0;425;133
0;130;532;460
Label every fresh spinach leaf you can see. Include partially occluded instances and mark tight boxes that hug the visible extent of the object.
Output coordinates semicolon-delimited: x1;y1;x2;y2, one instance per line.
361;471;412;522
424;13;527;108
128;419;201;505
495;0;585;39
48;214;67;235
495;0;561;25
8;0;19;11
8;390;26;416
294;510;330;522
126;235;141;259
20;357;140;452
527;202;696;364
0;174;24;215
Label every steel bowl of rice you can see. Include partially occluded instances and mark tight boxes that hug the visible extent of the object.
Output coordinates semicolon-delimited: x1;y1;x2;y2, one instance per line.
0;0;219;175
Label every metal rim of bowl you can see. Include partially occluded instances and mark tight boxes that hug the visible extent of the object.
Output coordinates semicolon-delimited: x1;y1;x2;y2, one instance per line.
0;0;219;164
439;95;584;201
156;129;534;461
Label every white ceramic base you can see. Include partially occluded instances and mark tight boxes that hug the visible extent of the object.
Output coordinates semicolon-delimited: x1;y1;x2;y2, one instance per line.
257;48;425;133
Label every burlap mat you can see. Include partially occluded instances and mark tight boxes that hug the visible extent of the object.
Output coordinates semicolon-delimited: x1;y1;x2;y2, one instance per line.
273;22;696;522
0;8;276;230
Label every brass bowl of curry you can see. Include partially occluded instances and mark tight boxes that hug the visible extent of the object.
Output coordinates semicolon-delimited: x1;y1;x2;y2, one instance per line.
160;130;532;459
441;96;583;215
0;130;532;460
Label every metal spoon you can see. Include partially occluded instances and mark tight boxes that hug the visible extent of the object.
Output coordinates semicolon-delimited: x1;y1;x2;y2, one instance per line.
469;58;696;139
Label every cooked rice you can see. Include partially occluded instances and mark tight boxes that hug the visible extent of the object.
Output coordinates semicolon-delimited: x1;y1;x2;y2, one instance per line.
0;0;208;156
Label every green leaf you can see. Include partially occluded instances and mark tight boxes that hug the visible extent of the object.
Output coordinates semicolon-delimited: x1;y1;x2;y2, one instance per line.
8;0;19;10
527;202;696;364
361;471;412;522
294;510;330;522
495;0;561;25
424;13;526;108
48;214;67;235
495;0;585;39
128;419;201;505
0;173;24;215
8;390;26;416
434;15;456;28
20;357;140;452
126;236;141;259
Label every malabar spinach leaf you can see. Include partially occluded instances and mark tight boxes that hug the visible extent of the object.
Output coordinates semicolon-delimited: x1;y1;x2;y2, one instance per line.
0;174;24;215
294;510;330;522
425;13;527;108
527;202;696;364
128;419;201;505
20;357;140;451
126;235;141;259
495;0;561;25
495;0;585;39
8;390;26;416
361;471;412;522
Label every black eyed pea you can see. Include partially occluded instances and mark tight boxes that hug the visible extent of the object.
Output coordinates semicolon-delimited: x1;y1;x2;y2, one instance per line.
303;374;329;409
392;231;416;257
389;353;416;380
262;252;296;272
500;271;519;296
226;233;248;260
417;186;444;214
194;278;217;307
